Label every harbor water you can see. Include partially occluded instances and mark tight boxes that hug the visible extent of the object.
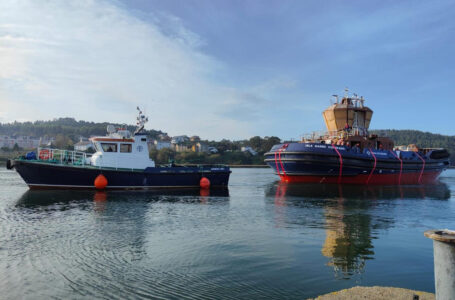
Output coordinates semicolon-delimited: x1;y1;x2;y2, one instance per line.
1;167;454;299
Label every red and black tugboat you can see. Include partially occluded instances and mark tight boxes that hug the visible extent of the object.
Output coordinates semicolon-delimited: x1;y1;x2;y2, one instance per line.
7;108;230;189
265;90;450;185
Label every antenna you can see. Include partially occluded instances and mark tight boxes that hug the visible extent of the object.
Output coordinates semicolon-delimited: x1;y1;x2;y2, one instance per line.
134;106;149;135
107;124;116;134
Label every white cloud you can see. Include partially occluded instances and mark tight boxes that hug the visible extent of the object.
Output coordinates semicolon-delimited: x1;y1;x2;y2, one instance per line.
0;0;267;139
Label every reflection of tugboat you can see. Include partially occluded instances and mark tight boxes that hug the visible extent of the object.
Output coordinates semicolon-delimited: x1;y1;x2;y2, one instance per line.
265;90;450;185
268;182;449;278
7;108;231;189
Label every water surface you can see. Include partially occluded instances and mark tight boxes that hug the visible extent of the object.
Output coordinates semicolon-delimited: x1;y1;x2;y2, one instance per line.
1;167;454;299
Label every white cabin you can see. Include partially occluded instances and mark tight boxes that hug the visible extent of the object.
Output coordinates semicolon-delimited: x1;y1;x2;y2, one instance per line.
89;127;155;169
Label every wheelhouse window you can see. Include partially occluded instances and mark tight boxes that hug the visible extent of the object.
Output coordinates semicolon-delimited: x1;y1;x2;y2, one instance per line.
101;143;117;152
120;143;132;153
93;143;101;152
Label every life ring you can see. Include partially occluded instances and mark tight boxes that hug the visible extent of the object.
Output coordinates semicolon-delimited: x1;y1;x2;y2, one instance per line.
39;149;52;160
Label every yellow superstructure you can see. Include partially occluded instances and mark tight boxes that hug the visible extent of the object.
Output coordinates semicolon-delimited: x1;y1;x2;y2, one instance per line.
322;94;373;134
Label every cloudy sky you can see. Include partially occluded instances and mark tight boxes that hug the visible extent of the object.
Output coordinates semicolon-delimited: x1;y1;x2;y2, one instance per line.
1;0;454;140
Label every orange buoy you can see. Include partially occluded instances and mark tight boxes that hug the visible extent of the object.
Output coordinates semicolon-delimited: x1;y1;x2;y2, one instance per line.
200;177;210;189
94;174;108;190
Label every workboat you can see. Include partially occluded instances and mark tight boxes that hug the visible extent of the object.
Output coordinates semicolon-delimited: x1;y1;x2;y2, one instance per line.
7;108;230;189
264;90;450;185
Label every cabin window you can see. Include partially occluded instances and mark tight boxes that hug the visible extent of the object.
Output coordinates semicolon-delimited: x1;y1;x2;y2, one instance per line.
101;143;117;152
120;144;132;153
93;143;101;152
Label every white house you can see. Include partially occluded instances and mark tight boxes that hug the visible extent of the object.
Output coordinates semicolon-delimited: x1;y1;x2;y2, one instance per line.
241;146;258;156
150;140;172;150
74;137;94;151
171;135;190;144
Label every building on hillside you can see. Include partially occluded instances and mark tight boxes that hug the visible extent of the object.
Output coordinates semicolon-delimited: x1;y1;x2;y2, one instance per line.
149;140;172;150
191;142;208;153
171;135;190;144
0;136;41;149
74;137;94;152
241;146;258;156
190;136;200;142
158;134;171;141
173;143;192;152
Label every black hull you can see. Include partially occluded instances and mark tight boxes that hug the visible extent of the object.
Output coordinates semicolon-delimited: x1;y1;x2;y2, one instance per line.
264;143;450;185
12;160;231;189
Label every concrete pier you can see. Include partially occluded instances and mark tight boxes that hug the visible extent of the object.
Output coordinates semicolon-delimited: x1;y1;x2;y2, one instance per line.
425;229;455;300
308;286;434;300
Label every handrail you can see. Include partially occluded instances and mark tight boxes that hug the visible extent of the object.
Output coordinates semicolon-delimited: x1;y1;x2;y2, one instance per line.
37;147;91;166
301;129;368;142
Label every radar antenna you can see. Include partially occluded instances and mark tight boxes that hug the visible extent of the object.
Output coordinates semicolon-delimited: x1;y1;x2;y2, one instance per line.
134;106;149;135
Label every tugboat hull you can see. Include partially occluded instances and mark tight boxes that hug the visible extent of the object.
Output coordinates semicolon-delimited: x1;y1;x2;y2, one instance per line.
12;160;230;189
265;143;450;185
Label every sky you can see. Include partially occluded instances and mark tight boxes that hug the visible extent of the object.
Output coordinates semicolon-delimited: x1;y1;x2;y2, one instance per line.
1;0;454;140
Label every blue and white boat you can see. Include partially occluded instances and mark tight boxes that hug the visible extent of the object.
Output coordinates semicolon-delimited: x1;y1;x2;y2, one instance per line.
7;108;230;189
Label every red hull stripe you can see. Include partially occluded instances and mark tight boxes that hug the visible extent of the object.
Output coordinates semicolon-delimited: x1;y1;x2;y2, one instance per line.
281;171;441;185
274;151;280;176
278;149;287;178
331;144;343;184
415;152;426;184
366;148;377;184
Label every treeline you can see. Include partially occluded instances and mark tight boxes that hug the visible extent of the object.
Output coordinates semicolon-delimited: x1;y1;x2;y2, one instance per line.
371;129;455;163
0;118;164;141
150;149;265;165
1;119;454;165
149;136;281;165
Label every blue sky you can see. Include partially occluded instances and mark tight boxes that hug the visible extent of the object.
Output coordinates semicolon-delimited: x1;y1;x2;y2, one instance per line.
1;0;454;140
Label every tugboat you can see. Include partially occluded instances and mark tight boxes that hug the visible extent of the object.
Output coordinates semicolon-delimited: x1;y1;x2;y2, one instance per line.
7;108;231;189
264;90;450;185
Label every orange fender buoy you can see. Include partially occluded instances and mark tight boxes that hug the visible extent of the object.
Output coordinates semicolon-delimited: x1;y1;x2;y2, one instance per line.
200;177;210;189
94;174;108;190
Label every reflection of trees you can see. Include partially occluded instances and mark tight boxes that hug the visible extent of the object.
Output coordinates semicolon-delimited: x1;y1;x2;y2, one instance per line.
268;182;450;278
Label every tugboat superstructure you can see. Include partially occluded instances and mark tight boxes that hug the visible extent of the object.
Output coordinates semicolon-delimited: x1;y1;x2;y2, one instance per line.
265;90;450;185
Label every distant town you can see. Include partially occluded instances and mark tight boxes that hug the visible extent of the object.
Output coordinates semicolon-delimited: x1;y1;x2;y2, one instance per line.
0;118;454;165
0;134;258;155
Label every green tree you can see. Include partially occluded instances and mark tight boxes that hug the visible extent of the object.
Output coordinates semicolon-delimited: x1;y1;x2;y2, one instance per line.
12;143;21;151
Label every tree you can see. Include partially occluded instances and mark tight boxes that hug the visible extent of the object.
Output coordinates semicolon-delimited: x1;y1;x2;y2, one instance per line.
54;134;73;149
12;143;21;151
249;136;262;151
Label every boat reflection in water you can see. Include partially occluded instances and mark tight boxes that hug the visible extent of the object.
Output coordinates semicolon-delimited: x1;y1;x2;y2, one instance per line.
16;188;230;210
268;182;450;279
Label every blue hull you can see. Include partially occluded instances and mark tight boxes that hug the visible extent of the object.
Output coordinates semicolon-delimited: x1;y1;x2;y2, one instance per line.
12;160;231;189
264;143;450;185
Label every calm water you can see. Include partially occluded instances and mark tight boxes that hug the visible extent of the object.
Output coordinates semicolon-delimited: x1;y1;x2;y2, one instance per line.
1;167;455;299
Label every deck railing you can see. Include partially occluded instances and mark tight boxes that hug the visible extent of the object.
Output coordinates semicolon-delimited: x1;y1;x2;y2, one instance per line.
37;147;92;166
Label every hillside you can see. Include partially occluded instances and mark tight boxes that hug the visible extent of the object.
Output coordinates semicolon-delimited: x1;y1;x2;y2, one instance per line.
0;119;453;165
0;118;165;141
371;129;455;163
